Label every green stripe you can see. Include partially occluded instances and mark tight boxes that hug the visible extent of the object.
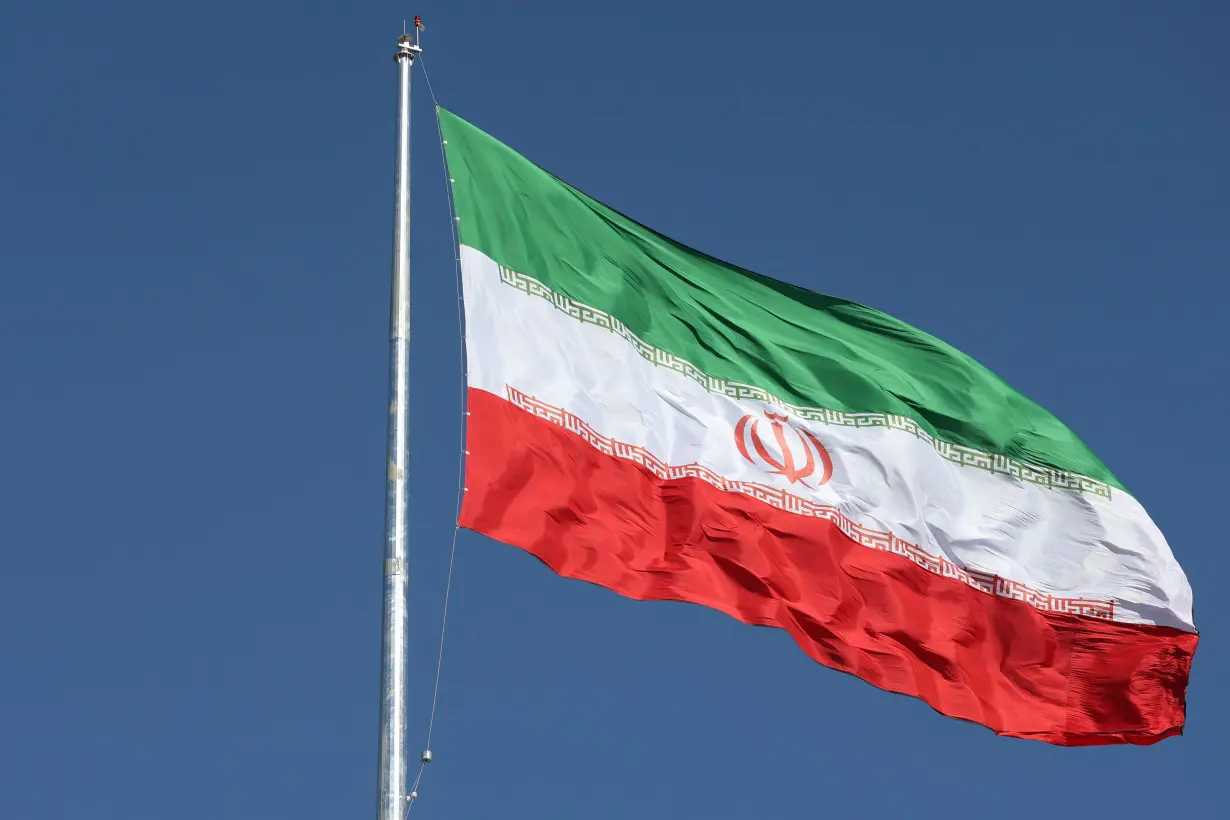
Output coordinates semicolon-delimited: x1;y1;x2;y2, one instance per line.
439;107;1122;490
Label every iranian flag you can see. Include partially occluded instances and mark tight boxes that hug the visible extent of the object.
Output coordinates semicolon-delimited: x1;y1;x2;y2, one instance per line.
440;108;1197;745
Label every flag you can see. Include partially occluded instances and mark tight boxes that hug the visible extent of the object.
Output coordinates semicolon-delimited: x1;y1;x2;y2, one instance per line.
440;107;1197;745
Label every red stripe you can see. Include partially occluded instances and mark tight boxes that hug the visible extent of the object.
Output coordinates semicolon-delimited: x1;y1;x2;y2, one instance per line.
461;387;1197;745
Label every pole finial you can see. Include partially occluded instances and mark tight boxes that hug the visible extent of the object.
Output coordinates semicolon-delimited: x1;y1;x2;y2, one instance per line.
394;25;422;63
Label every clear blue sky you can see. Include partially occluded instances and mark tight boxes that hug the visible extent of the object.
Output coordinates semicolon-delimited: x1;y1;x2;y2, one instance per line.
3;2;1226;817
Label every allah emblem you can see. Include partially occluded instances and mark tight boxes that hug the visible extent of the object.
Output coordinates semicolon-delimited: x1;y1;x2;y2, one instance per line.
734;409;833;487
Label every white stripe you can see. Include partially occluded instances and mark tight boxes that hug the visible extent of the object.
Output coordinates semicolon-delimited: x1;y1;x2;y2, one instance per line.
462;245;1195;631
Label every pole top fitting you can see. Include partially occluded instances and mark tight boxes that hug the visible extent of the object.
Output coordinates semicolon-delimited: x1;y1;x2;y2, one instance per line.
395;17;424;62
394;35;421;63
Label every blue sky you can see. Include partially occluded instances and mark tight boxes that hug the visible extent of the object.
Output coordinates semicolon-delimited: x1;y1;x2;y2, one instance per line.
2;2;1227;818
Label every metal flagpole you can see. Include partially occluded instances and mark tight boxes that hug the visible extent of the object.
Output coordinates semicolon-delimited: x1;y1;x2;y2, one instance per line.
377;26;420;820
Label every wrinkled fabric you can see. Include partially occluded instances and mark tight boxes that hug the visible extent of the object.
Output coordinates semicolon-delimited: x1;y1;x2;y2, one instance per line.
462;389;1198;746
460;245;1194;630
441;107;1119;487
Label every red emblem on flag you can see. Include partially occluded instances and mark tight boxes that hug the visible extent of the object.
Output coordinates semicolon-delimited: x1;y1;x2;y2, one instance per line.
735;409;833;487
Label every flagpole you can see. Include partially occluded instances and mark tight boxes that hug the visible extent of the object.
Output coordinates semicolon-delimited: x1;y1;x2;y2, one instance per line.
377;29;420;820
